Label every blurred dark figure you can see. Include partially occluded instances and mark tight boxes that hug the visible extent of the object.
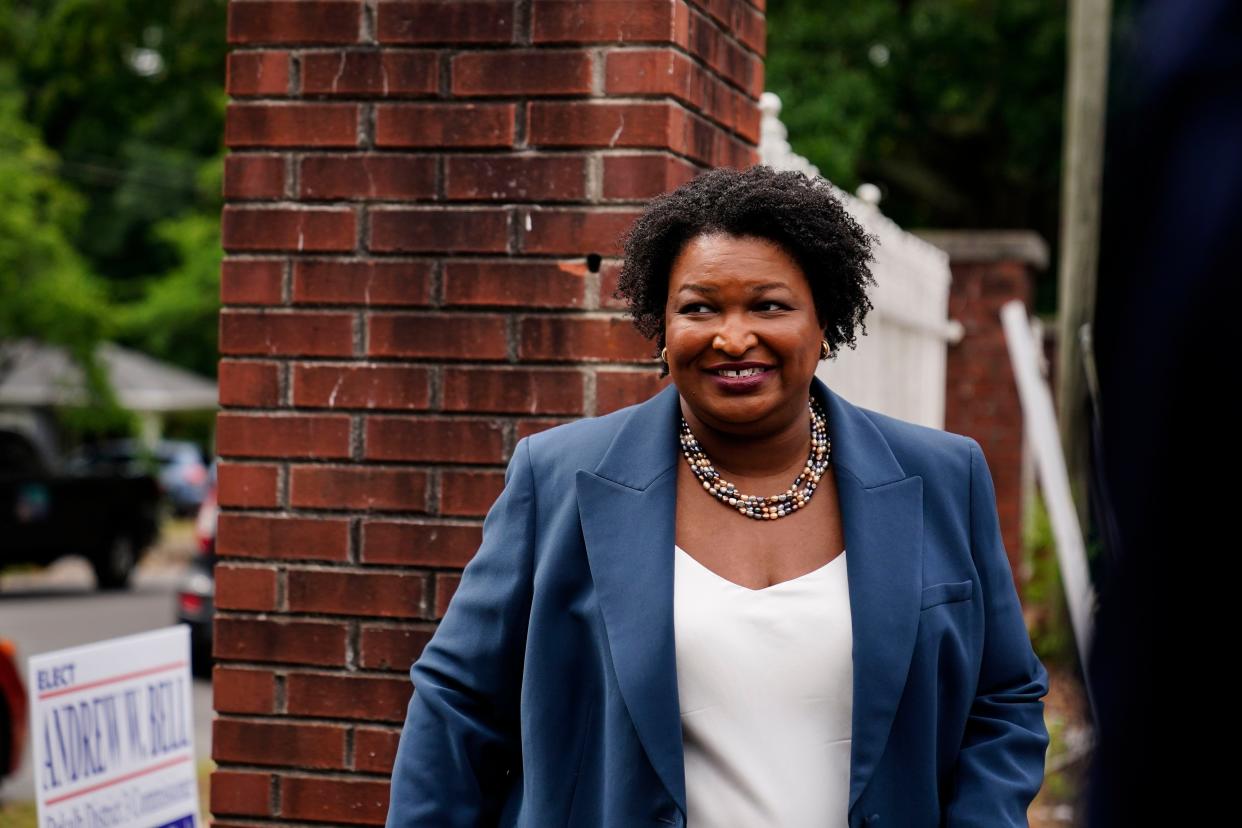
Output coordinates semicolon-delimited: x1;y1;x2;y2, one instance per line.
1087;0;1241;824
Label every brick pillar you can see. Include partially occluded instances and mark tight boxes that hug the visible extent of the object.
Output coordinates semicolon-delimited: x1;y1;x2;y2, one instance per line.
212;1;764;824
914;230;1048;584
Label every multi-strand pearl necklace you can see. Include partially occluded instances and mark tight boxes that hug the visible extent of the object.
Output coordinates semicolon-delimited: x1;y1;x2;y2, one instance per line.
678;397;831;521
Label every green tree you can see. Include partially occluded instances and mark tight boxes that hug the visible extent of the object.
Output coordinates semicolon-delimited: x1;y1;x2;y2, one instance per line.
8;0;228;290
0;0;227;433
2;0;226;384
115;155;223;380
0;68;104;344
0;62;130;431
767;0;1067;295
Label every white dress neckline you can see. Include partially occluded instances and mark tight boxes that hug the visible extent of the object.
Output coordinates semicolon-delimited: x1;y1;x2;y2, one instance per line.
674;544;846;594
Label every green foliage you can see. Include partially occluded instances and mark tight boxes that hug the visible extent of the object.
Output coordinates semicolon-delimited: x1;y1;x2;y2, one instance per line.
0;66;102;343
0;0;224;434
1022;489;1076;668
115;208;222;380
6;0;228;286
767;0;1067;270
0;61;133;434
113;142;223;380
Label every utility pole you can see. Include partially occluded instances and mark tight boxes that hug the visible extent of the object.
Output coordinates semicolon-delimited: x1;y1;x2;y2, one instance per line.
1056;0;1112;533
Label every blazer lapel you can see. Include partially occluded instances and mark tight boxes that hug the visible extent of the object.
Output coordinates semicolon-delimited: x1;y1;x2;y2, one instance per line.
575;377;924;823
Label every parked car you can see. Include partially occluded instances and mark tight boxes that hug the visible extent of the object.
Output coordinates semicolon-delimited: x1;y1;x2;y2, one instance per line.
65;438;211;516
1;415;161;590
177;461;216;677
0;638;28;785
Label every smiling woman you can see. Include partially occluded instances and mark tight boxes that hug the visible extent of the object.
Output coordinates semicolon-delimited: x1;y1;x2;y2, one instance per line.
386;165;1050;828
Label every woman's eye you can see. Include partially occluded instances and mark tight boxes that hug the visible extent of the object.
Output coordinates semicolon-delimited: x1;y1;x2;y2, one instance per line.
679;302;787;314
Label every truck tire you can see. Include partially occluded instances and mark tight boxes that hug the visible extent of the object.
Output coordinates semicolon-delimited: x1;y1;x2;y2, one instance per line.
190;633;212;679
92;534;136;590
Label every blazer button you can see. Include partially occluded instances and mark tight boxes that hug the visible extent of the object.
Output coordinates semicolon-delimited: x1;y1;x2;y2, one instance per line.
863;814;880;825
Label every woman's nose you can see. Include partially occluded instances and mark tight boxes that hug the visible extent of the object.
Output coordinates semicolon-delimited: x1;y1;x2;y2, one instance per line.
713;324;757;355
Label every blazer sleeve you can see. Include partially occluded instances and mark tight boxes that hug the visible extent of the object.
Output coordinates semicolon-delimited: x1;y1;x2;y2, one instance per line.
943;439;1051;827
386;436;537;828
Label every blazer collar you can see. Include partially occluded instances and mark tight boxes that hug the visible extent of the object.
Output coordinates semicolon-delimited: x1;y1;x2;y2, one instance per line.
575;376;924;823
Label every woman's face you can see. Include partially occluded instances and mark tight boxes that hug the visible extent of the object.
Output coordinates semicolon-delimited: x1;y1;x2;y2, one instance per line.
663;232;824;434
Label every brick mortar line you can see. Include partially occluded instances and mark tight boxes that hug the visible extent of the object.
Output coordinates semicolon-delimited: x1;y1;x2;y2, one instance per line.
230;88;760;113
228;35;765;76
212;714;407;730
208;763;397;782
214;508;485;523
222;144;735;173
361;0;378;45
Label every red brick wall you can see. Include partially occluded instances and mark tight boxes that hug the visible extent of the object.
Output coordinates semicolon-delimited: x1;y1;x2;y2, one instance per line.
916;230;1048;584
212;1;764;824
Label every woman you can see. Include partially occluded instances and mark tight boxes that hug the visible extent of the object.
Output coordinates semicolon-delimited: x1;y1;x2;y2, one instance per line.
386;166;1050;828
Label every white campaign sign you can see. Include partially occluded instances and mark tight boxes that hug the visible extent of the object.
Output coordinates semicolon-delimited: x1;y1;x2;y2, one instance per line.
28;625;200;828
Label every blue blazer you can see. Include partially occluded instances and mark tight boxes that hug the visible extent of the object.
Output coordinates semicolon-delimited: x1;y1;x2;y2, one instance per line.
387;376;1051;828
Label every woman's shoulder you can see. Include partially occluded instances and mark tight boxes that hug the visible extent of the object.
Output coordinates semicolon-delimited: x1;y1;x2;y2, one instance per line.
520;395;648;477
854;404;976;481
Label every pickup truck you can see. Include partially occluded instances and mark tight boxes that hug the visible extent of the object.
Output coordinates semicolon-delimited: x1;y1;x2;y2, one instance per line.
0;411;160;589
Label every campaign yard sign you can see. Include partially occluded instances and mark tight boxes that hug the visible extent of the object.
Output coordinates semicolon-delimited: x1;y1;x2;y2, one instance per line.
29;626;200;828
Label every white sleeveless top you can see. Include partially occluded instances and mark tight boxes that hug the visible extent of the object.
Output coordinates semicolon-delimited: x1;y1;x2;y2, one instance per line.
673;544;853;828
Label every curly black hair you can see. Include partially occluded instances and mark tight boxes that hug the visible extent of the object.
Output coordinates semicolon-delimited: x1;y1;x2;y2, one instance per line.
613;165;879;378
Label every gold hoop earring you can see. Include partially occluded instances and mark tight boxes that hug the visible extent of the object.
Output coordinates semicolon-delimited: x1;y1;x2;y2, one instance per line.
660;347;668;364
820;339;830;360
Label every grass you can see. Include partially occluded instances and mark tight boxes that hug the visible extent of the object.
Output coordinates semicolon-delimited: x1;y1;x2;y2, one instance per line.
1021;490;1093;826
0;800;36;828
198;758;214;826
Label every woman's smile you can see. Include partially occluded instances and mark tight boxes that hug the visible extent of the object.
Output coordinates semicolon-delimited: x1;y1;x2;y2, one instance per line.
704;362;777;392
